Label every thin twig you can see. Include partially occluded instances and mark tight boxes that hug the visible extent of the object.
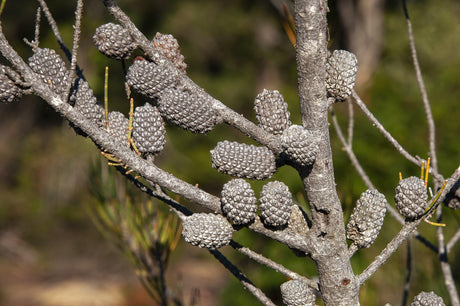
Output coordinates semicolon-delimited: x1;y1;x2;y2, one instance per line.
229;240;318;291
401;238;412;306
36;0;85;79
32;7;41;51
210;249;276;306
347;99;354;146
358;166;460;285
330;109;373;188
351;90;420;167
402;0;438;176
436;207;460;305
64;0;84;99
447;228;460;253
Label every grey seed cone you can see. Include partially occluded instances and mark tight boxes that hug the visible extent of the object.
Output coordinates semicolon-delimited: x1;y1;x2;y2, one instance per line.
182;213;233;249
0;65;23;103
326;50;357;101
280;279;316;306
254;89;291;135
211;141;276;180
71;78;104;127
158;88;219;134
280;125;319;167
221;179;257;225
28;48;69;99
395;176;428;220
93;23;137;60
132;103;165;155
346;189;387;248
108;111;129;148
411;291;445;306
126;60;177;99
260;181;293;227
153;32;187;73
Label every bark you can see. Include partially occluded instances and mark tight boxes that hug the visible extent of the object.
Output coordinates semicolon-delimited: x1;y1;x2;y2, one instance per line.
295;0;358;304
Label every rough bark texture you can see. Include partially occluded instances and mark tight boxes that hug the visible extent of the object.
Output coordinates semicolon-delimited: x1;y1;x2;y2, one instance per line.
295;0;359;304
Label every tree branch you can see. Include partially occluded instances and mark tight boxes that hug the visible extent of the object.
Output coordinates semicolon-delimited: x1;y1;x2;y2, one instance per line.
358;166;460;285
402;0;438;176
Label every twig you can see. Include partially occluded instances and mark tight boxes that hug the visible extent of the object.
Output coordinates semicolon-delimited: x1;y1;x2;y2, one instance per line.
401;0;438;176
210;249;276;306
330;109;373;189
351;90;420;167
347;99;354;146
401;238;412;306
36;0;85;80
447;228;460;253
229;240;319;291
436;207;460;305
358;166;460;285
64;0;84;99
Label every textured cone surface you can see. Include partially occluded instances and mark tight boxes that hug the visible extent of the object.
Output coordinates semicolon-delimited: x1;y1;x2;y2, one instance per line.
221;179;257;225
211;141;276;180
71;79;104;126
326;50;357;101
182;213;233;249
281;125;319;167
132;103;165;154
126;60;177;99
254;89;291;135
93;23;136;59
153;32;187;73
260;181;293;227
108;111;129;147
158;88;219;133
29;48;69;99
280;280;315;306
346;189;387;248
411;291;445;306
0;65;23;103
395;176;428;220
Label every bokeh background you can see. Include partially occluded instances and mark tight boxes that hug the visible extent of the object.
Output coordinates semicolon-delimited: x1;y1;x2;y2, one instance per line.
1;0;460;305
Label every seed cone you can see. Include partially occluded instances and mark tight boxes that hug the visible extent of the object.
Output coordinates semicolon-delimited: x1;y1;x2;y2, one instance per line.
132;103;166;155
411;291;445;306
70;78;104;126
28;48;69;99
260;181;293;227
108;111;129;147
280;280;316;306
346;189;387;248
254;89;291;135
158;88;219;133
326;50;357;101
211;141;276;180
0;65;23;104
182;213;233;249
93;23;137;59
280;125;319;167
221;179;257;225
126;59;177;99
153;32;187;73
395;176;428;220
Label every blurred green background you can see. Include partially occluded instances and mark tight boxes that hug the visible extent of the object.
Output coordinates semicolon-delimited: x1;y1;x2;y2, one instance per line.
0;0;459;305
